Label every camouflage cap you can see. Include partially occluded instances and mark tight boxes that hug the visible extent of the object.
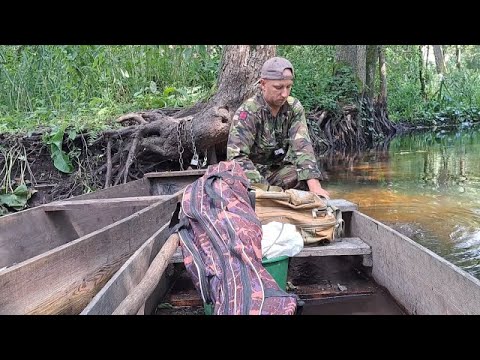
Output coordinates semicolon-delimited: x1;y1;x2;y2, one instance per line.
260;57;294;80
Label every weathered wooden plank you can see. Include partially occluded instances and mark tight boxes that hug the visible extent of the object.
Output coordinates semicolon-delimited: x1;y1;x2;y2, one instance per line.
0;191;182;315
56;205;152;239
329;199;358;212
73;177;152;200
295;238;371;257
0;198;164;269
81;223;172;315
294;283;375;300
43;195;173;212
144;170;206;178
0;177;159;269
113;233;179;315
351;210;480;315
0;207;79;269
169;237;370;264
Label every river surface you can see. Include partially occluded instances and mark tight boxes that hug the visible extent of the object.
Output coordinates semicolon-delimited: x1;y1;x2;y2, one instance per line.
322;125;480;280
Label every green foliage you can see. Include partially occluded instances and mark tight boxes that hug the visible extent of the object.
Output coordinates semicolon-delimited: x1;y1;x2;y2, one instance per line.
132;85;209;109
386;45;480;124
328;65;360;105
0;45;221;134
0;184;35;211
278;45;341;111
385;46;426;122
43;126;75;173
0;144;37;215
460;45;480;70
2;44;480;137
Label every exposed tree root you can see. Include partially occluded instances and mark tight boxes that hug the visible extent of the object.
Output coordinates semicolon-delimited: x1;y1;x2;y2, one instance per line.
308;95;397;159
95;105;231;187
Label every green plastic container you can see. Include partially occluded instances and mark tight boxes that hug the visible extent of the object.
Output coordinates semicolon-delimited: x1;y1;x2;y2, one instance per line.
204;302;214;315
262;255;289;290
203;255;289;315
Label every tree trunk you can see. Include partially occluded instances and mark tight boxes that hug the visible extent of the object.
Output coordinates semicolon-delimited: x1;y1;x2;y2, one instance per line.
356;45;367;92
455;45;461;69
365;45;377;98
378;45;387;103
425;45;430;70
433;45;446;74
335;45;357;69
418;46;426;99
99;45;276;186
213;45;274;112
432;45;446;101
170;45;275;163
335;45;367;91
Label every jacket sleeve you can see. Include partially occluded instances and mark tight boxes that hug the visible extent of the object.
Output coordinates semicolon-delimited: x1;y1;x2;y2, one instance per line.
226;107;266;184
288;101;323;181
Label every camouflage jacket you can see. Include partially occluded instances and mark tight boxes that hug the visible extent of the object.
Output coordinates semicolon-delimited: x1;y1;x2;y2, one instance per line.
227;92;322;184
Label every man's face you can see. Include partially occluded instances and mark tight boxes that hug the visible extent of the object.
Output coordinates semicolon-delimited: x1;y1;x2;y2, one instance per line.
260;69;293;110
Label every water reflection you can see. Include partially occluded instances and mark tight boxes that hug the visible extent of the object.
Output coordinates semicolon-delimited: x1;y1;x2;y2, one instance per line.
321;126;480;279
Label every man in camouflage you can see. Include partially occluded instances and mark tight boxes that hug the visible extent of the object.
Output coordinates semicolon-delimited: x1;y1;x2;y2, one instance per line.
227;56;330;199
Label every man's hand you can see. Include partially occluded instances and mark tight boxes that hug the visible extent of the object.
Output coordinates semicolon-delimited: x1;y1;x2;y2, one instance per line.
306;178;330;200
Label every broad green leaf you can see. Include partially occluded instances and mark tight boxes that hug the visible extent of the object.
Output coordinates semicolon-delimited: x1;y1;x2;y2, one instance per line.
0;184;33;210
45;128;74;173
51;145;74;173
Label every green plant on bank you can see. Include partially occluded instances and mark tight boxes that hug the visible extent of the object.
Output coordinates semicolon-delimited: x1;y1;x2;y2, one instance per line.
66;133;104;197
0;145;36;215
42;126;76;174
132;84;211;110
41;127;105;195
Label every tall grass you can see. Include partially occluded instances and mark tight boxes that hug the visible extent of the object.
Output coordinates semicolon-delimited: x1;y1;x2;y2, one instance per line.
0;45;221;134
1;45;480;134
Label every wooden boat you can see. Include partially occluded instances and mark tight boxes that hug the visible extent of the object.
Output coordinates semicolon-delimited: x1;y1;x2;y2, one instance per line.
1;169;480;315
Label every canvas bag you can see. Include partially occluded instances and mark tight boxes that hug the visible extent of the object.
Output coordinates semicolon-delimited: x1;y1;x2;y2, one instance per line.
254;186;344;245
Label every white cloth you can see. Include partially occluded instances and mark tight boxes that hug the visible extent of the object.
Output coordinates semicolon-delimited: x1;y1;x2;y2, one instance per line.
261;221;304;259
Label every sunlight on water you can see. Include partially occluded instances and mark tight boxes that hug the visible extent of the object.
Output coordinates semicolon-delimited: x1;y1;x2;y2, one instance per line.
322;126;480;279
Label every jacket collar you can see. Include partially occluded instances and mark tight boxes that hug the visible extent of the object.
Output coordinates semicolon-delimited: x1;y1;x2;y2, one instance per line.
255;92;290;116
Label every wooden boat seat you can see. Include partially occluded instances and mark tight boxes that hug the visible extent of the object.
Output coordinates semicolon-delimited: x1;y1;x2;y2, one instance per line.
169;199;372;265
169;236;372;264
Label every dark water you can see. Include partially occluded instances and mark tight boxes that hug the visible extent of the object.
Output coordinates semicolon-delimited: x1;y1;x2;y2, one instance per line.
322;125;480;280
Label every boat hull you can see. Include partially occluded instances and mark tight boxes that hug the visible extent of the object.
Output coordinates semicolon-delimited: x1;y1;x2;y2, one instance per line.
2;168;480;315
